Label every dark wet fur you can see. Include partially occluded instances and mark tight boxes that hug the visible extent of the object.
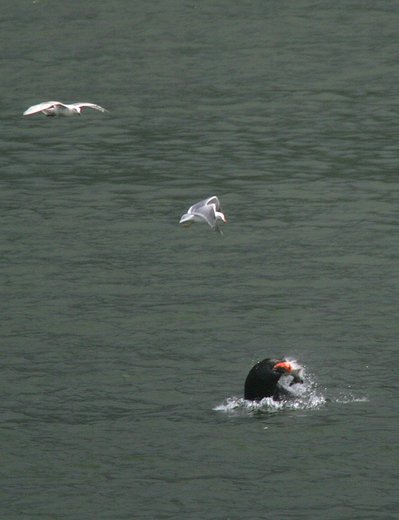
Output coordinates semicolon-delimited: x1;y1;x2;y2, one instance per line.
273;384;297;401
244;358;304;402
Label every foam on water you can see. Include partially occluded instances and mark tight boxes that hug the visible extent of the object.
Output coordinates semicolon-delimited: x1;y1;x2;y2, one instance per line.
214;372;368;415
334;394;369;404
214;369;325;415
214;358;371;415
213;359;368;415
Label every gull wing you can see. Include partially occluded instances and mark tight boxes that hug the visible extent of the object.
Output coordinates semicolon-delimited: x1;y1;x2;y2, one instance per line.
74;103;108;112
23;101;65;115
204;196;221;210
191;204;217;227
180;206;215;226
179;213;196;225
180;201;224;233
187;195;220;214
199;200;225;233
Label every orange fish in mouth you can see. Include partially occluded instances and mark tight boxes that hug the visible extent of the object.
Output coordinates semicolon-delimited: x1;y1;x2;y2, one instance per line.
273;360;304;385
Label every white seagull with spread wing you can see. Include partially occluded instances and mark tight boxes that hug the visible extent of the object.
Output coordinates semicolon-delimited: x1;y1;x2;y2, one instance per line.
23;101;108;117
179;196;227;234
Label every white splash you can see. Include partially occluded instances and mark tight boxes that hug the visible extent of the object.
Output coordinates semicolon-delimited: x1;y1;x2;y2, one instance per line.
214;370;326;415
214;378;370;415
334;394;369;404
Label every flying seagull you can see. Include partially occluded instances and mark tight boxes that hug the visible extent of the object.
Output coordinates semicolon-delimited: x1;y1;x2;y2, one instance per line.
23;101;108;117
179;196;227;234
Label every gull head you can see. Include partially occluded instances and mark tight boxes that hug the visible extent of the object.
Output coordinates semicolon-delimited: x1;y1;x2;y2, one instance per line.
70;105;82;115
216;211;227;223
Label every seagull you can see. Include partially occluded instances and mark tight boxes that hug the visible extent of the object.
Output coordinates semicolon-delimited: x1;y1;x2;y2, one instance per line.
179;196;227;234
23;101;108;117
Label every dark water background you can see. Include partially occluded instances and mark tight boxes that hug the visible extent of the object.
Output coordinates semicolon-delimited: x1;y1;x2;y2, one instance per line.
1;1;398;519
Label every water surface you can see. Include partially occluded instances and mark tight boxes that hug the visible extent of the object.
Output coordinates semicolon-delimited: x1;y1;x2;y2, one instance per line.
1;1;398;519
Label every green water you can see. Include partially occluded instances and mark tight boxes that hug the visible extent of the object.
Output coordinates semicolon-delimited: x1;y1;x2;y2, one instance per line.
1;1;398;518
